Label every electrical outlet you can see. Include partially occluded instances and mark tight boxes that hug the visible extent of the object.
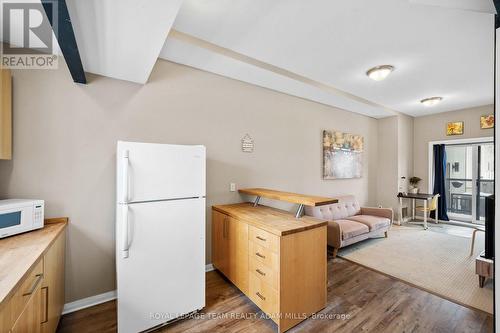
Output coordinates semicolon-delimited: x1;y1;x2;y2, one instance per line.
230;183;236;192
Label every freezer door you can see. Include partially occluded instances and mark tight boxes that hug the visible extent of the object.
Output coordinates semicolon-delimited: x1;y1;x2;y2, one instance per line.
116;198;205;333
117;141;206;203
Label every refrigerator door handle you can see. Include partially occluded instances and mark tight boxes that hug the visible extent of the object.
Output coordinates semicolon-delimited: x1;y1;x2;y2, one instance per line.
122;204;130;258
122;150;129;204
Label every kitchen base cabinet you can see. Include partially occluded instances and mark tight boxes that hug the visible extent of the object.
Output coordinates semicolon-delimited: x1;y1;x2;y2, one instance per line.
211;210;228;277
41;231;66;333
212;204;327;333
11;281;42;333
212;211;249;294
0;220;67;333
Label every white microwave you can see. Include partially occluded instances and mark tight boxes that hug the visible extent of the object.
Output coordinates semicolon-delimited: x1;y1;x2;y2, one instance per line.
0;199;44;238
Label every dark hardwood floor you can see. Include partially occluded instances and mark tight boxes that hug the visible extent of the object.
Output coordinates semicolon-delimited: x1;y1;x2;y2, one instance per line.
57;258;493;333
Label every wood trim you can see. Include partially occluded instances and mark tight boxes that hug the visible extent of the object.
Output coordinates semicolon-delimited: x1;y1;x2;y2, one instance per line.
238;188;337;206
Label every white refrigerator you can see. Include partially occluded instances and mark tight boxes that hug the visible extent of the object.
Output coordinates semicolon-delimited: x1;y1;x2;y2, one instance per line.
116;141;206;333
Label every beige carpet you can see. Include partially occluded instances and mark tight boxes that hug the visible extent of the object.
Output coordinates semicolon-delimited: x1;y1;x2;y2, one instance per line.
339;224;493;314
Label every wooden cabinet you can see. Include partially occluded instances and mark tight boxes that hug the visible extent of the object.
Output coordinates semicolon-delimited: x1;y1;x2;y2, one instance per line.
212;204;327;333
211;211;248;294
211;210;228;276
0;221;67;333
227;216;248;294
11;279;43;333
41;232;66;333
0;69;12;160
7;260;43;329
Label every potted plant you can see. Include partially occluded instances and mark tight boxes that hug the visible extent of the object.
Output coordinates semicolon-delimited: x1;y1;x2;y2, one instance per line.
409;177;422;194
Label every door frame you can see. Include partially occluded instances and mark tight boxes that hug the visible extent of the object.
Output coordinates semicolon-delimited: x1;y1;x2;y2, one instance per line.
428;136;494;222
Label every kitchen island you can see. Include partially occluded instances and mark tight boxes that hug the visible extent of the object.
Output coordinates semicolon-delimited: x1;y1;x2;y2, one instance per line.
212;188;336;332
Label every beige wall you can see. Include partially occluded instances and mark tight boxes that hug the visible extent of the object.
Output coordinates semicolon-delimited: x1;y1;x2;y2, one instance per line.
398;114;414;187
0;59;380;302
413;105;494;193
376;116;398;209
396;115;415;219
375;114;414;216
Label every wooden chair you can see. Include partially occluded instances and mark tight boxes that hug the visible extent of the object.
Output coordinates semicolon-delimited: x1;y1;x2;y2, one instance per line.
469;226;485;256
415;194;440;223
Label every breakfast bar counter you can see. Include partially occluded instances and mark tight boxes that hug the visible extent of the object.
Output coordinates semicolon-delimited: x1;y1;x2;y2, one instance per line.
212;203;327;236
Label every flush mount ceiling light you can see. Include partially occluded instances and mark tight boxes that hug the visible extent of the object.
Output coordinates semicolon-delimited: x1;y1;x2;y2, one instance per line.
420;96;443;107
366;65;394;81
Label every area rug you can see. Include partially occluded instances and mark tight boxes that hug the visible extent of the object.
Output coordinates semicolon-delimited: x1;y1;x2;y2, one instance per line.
339;224;493;314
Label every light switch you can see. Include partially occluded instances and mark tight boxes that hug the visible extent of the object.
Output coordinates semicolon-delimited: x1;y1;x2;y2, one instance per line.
230;183;236;192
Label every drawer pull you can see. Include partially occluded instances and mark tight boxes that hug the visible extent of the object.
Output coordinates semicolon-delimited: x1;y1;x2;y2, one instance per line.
256;269;266;276
255;252;266;259
23;273;43;296
256;236;267;241
256;292;266;301
41;286;49;323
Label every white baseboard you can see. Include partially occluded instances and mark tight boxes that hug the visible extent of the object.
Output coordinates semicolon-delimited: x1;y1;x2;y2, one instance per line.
62;264;215;315
62;290;117;315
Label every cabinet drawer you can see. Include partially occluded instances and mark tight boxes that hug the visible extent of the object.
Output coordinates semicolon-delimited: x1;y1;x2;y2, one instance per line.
249;241;279;270
11;279;42;333
249;258;278;290
8;259;44;328
249;274;278;320
249;226;279;253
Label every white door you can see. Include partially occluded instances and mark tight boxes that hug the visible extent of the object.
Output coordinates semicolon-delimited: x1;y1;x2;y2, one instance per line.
116;198;205;333
117;141;206;203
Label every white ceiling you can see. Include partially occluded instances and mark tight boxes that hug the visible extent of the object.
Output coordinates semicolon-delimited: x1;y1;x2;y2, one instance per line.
162;0;495;118
67;0;183;84
409;0;497;14
1;0;495;118
160;33;394;118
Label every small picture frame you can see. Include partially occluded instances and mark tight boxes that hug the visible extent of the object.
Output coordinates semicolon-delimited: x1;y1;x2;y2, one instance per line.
241;134;254;153
446;121;464;136
480;114;494;129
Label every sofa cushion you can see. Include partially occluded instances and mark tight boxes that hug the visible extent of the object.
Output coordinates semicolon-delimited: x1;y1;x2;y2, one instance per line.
305;195;361;220
334;219;369;240
346;215;390;232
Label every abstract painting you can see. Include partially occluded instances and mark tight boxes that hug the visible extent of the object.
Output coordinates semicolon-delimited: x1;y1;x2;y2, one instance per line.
323;130;363;179
480;114;494;129
446;121;464;136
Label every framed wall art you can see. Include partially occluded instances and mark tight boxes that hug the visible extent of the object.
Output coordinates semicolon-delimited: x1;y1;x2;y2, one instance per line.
446;121;464;136
323;130;363;179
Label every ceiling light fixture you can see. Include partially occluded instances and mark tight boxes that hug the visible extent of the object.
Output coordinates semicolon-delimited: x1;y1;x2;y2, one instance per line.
420;96;443;107
366;65;394;81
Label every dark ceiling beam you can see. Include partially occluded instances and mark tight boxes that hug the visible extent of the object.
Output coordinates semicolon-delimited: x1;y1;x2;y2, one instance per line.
41;0;86;84
494;0;500;28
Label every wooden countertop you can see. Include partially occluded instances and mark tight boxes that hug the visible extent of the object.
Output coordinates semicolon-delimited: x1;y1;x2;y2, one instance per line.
0;218;67;308
213;203;327;236
238;188;338;206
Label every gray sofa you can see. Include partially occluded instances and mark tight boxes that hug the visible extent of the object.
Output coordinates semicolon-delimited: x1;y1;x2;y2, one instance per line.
305;195;393;257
